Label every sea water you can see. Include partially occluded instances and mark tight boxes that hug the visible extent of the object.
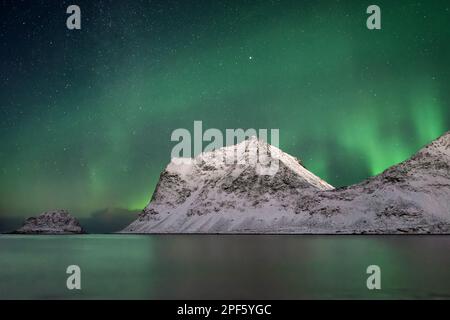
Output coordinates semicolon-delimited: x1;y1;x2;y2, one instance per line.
0;235;449;299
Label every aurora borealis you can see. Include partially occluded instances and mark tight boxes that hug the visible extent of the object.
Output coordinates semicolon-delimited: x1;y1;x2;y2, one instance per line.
1;0;449;227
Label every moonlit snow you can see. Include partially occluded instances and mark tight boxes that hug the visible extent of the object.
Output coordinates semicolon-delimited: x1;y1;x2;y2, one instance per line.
122;132;450;234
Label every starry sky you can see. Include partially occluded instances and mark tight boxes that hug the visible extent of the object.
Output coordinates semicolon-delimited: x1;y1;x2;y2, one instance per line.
0;0;449;226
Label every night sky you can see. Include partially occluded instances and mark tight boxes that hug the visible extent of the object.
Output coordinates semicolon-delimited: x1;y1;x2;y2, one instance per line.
1;0;449;226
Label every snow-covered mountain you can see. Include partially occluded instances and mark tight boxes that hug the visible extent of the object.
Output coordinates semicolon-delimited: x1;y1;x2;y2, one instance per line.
14;210;85;234
310;131;450;233
122;132;450;234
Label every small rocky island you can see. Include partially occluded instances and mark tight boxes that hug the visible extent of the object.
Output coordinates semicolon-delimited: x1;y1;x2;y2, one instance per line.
14;210;85;234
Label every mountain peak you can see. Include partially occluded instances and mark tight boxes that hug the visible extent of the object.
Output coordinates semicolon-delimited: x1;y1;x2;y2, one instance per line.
122;130;450;234
168;135;333;190
122;136;335;233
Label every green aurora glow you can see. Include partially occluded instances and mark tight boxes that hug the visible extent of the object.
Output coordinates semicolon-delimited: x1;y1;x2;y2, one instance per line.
0;0;449;219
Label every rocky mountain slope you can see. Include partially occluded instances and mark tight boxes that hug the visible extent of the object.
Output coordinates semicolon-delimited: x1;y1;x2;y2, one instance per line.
308;131;450;233
14;210;85;234
122;132;450;234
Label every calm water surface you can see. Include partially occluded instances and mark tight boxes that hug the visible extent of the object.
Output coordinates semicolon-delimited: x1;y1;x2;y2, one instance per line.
0;235;449;299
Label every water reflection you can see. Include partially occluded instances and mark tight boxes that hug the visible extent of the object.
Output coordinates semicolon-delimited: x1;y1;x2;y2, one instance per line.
0;235;449;299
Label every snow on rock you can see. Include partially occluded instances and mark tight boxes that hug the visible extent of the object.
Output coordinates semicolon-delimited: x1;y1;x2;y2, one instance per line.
14;210;85;234
309;131;450;233
122;132;450;234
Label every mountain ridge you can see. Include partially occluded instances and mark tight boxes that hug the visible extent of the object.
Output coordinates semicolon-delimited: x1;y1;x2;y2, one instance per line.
122;132;450;234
